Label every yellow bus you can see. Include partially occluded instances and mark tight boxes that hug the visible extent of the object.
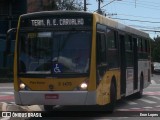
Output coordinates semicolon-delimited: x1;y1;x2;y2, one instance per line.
13;11;151;111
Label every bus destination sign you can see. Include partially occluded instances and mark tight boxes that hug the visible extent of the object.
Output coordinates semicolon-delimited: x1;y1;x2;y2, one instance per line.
30;18;84;27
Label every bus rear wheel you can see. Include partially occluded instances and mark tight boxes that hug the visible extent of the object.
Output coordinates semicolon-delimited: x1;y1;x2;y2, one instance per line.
134;75;143;98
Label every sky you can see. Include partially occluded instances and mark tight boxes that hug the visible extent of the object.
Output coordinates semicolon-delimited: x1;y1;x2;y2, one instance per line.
86;0;160;39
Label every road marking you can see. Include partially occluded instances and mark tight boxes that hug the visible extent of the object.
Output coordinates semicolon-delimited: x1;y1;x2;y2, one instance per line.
8;102;15;104
155;105;160;108
1;118;10;120
127;101;137;105
139;98;156;104
143;91;160;95
0;87;13;89
151;80;157;85
148;96;160;100
143;106;153;109
130;108;141;110
0;92;14;95
0;95;14;100
117;117;129;119
116;108;129;111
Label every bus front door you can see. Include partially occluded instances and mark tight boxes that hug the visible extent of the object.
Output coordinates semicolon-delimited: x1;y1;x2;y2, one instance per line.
119;34;126;95
133;38;138;90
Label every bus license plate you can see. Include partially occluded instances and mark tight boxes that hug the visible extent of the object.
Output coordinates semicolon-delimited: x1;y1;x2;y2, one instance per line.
45;94;59;99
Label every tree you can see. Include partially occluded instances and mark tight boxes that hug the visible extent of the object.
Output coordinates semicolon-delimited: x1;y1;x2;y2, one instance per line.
28;0;83;12
56;0;83;10
42;0;83;11
27;0;58;12
43;0;58;10
151;37;160;62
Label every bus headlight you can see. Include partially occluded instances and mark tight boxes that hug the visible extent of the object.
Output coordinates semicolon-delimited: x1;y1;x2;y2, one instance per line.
73;79;88;91
80;82;88;90
20;83;26;89
19;81;30;91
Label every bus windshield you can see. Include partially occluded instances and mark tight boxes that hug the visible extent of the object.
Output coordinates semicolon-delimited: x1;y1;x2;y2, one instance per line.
18;31;91;76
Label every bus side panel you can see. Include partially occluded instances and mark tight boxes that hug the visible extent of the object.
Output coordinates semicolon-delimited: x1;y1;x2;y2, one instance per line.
138;60;150;89
87;14;97;91
96;70;120;105
14;17;21;91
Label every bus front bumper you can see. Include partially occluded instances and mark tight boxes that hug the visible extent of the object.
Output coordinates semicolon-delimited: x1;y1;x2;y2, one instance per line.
14;91;96;105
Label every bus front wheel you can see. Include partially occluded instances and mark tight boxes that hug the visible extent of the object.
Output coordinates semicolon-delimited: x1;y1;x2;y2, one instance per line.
108;81;117;112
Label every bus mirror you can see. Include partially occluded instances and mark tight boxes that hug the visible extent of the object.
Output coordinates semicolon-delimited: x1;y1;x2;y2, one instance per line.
6;28;17;55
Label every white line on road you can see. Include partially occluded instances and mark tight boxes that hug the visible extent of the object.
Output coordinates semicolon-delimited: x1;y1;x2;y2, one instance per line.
0;118;10;120
116;108;129;111
151;80;157;85
9;102;15;104
143;106;153;109
127;101;137;105
148;96;160;100
0;87;13;89
117;117;129;119
0;92;14;95
130;108;141;110
139;98;157;104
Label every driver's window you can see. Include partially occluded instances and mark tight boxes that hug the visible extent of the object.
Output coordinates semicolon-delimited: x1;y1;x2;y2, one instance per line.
96;32;106;65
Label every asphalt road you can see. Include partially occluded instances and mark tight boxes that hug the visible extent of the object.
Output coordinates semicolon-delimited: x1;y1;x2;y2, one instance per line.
0;74;160;119
0;83;14;103
33;74;160;119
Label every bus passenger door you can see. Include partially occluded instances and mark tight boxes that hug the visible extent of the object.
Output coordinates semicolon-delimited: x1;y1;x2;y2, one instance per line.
133;38;138;90
119;34;126;95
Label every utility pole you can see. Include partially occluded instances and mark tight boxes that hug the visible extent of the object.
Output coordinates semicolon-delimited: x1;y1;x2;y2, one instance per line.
97;0;103;14
96;0;122;15
84;0;86;11
84;0;91;11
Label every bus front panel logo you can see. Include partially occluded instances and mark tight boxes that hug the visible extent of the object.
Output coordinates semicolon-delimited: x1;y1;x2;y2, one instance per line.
53;63;62;73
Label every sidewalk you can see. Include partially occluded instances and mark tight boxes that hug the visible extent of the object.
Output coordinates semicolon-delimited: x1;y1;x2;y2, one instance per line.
0;102;42;111
0;102;42;120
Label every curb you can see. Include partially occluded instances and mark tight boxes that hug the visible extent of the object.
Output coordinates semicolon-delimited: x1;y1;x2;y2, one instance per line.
0;102;42;111
1;102;8;111
27;105;42;111
0;102;42;120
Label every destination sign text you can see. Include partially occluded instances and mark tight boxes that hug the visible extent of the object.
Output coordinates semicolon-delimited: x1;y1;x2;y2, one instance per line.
31;18;84;27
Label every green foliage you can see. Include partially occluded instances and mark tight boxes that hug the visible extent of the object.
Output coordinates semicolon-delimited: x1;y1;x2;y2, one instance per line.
42;0;83;11
152;36;160;62
43;1;58;10
56;0;83;10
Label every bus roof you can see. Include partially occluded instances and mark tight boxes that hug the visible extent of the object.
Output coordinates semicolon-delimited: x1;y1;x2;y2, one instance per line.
20;11;92;18
93;12;150;39
20;11;150;39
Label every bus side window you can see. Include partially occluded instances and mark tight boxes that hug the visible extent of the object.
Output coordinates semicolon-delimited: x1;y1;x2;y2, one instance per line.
125;35;134;67
138;38;143;52
96;32;107;79
148;40;150;53
107;29;118;68
107;29;117;49
96;32;106;65
144;39;148;52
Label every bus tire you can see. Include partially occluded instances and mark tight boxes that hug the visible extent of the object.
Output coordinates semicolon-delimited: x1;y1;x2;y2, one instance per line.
135;75;143;98
108;81;117;112
44;105;54;111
